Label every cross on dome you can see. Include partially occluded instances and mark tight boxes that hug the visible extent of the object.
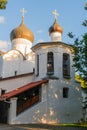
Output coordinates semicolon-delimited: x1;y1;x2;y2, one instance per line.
52;9;59;20
20;8;27;19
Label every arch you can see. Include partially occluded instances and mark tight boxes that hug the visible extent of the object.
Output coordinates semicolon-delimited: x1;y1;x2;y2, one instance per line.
3;49;26;60
63;53;70;78
47;52;54;75
36;54;39;76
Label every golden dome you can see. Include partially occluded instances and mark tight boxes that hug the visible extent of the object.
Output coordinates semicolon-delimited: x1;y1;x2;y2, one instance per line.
10;20;34;43
49;19;63;34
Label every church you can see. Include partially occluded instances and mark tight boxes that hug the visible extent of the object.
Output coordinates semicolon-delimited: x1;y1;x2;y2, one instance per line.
0;9;82;124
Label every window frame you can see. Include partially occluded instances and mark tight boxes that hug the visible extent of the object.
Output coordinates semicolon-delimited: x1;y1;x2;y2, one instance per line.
63;53;70;78
47;52;54;75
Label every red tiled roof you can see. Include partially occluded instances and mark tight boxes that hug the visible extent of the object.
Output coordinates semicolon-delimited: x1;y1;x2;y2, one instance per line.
0;79;48;101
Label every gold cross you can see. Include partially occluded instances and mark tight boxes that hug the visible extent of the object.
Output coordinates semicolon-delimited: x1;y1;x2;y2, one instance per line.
52;9;59;20
20;8;27;18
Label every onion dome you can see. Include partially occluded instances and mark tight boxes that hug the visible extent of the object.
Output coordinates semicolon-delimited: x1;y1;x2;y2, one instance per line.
49;19;63;34
10;18;34;43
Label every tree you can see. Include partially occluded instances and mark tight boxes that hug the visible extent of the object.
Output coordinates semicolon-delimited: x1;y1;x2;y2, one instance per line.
0;0;7;9
68;3;87;87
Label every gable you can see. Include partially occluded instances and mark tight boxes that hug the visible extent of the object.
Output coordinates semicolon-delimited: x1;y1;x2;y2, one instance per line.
3;49;25;61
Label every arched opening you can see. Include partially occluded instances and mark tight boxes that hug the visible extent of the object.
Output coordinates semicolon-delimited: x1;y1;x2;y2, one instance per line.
47;52;54;75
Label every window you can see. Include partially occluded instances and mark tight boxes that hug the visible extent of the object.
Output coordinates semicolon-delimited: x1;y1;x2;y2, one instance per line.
63;87;69;98
1;89;6;95
36;54;39;76
15;70;17;76
47;52;54;75
63;53;70;78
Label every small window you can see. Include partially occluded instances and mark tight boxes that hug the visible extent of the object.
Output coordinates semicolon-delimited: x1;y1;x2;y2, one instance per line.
63;53;70;78
63;87;69;98
1;89;6;95
15;71;17;76
47;52;54;75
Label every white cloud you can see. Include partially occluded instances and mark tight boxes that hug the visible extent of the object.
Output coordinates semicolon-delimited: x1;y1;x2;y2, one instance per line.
0;16;5;23
37;39;44;43
36;30;44;34
0;40;11;52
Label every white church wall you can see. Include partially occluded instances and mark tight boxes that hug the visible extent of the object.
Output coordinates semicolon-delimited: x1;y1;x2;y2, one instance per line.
0;74;34;92
26;43;82;124
34;44;74;81
54;50;62;78
9;79;82;124
20;60;34;74
2;50;34;78
47;79;82;123
8;97;18;124
2;58;19;78
54;45;75;79
12;38;32;55
39;53;47;78
0;40;82;124
0;56;3;78
11;101;48;124
35;50;47;79
9;83;48;124
50;32;62;42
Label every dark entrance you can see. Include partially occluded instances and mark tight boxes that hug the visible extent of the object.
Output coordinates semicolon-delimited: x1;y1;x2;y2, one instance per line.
0;101;9;123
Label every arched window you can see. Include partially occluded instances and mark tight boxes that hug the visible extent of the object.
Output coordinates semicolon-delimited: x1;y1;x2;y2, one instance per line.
36;54;39;76
63;53;70;78
47;52;54;75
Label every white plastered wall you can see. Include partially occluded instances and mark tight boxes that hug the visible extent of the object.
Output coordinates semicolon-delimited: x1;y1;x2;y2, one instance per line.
1;50;34;78
9;79;82;124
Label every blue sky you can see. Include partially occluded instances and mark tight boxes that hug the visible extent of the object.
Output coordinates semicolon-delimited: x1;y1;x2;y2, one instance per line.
0;0;87;51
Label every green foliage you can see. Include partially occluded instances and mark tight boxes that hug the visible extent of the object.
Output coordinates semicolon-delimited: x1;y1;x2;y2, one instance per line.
73;33;87;82
68;4;87;84
82;20;87;27
67;32;74;38
84;2;87;10
0;0;7;9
